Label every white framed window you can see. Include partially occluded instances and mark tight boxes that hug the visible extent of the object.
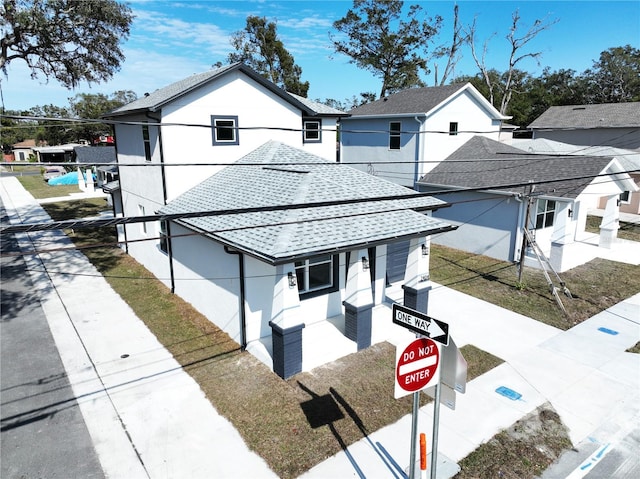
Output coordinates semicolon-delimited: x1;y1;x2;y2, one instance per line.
619;191;630;204
303;119;321;143
294;255;337;296
138;205;147;234
142;124;152;161
534;199;556;229
389;121;401;150
449;122;458;136
211;115;239;145
159;220;169;254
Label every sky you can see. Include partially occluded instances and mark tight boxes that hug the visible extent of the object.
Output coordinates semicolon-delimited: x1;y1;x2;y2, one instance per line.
2;0;639;112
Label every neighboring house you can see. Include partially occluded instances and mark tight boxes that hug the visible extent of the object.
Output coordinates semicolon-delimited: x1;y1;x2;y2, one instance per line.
157;141;455;378
103;63;348;279
513;138;640;215
340;83;511;188
416;136;637;273
74;145;118;188
528;102;640;150
33;143;82;163
11;139;38;162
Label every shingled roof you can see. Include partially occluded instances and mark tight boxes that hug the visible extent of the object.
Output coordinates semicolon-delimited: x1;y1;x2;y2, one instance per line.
346;83;509;119
159;141;454;264
418;136;618;198
528;102;640;129
106;63;347;118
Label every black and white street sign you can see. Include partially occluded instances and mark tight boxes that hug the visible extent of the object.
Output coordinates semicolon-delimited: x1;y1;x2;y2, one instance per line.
392;304;450;346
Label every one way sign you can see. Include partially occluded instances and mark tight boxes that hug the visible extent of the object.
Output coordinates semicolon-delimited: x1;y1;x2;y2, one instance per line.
392;304;449;346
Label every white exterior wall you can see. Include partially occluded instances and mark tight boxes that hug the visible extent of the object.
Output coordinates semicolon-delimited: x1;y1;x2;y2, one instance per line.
420;92;503;178
170;224;243;343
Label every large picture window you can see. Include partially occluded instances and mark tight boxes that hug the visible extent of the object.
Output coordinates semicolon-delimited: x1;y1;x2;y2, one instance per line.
389;122;401;150
534;199;556;229
295;255;337;296
212;116;239;145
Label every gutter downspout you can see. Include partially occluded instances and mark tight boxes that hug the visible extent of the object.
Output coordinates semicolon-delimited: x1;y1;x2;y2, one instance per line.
224;246;247;350
146;112;175;293
413;116;424;189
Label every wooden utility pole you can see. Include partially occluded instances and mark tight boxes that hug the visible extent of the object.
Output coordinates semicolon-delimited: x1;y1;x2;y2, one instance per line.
518;184;534;284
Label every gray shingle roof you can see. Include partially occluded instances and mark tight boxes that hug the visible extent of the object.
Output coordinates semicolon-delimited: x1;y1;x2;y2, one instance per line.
419;136;616;199
74;146;116;165
159;141;453;264
106;63;346;118
528;103;640;129
347;83;490;117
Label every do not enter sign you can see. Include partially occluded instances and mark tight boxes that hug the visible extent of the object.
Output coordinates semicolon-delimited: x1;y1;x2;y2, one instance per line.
394;337;440;399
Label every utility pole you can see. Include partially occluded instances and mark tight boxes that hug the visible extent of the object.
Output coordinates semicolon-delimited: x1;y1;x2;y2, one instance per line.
518;184;534;284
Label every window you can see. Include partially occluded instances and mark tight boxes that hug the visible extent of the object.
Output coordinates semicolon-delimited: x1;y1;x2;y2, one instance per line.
389;122;401;150
211;116;239;145
303;120;321;143
139;205;147;234
534;199;556;229
620;191;630;204
449;122;458;136
159;220;169;254
294;255;337;296
142;124;152;162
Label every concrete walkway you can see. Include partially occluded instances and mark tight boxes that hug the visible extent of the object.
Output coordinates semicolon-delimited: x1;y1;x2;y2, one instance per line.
2;176;638;479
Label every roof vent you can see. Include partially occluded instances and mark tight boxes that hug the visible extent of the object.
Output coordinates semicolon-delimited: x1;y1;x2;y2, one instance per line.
144;92;150;97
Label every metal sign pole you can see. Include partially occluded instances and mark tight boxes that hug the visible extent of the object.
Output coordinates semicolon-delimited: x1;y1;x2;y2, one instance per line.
430;382;442;479
409;391;420;479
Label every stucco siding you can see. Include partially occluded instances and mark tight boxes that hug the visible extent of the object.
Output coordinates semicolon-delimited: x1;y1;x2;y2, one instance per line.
170;224;243;343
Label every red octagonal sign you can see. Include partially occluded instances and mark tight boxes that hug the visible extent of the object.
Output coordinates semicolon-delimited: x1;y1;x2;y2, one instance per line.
395;337;440;399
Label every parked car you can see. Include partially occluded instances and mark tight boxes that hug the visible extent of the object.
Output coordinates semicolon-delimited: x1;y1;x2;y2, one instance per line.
43;166;66;181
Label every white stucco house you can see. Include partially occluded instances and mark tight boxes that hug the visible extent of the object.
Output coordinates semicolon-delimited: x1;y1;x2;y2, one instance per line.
339;83;512;188
103;63;348;282
157;141;455;378
416;136;637;273
528;102;640;150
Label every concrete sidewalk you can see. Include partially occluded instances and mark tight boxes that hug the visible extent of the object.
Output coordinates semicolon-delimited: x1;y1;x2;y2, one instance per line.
2;175;638;479
0;177;277;478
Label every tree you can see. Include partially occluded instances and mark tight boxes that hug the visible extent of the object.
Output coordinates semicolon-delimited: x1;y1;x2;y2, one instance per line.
0;0;133;88
228;16;309;96
466;9;558;114
332;0;442;98
432;4;469;86
68;90;136;143
581;45;640;103
28;104;71;145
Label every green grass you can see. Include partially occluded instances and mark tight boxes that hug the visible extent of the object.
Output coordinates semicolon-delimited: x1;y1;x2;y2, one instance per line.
17;174;81;199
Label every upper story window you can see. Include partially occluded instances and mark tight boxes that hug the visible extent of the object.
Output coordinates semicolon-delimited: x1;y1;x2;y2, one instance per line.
139;205;147;234
212;115;239;145
294;255;338;297
449;122;458;136
142;124;152;161
159;220;169;254
534;199;556;229
389;121;401;150
303;119;321;143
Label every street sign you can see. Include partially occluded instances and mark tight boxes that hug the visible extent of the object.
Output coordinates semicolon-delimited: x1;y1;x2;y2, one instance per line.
394;337;440;399
392;304;450;346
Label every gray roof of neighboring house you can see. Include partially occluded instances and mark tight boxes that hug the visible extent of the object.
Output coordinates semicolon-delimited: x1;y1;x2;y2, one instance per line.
106;63;347;118
345;83;508;119
418;136;617;199
512;138;640;174
528;102;640;129
159;141;454;264
74;146;116;165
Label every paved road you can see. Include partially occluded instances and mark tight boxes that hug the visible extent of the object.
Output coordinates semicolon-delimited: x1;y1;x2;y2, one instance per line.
0;199;104;479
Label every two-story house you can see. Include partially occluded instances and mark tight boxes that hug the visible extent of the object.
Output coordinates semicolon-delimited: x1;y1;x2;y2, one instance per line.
339;83;511;189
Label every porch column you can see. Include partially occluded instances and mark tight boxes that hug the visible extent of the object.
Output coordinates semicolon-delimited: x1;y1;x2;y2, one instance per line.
550;201;575;272
599;195;620;249
402;237;431;313
269;263;305;379
342;249;374;350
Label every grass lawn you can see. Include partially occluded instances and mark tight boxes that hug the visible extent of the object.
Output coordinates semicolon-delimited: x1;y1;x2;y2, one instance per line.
17;173;82;199
39;199;639;478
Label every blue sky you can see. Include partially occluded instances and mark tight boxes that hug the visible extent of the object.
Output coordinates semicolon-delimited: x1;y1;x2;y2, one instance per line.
2;0;639;111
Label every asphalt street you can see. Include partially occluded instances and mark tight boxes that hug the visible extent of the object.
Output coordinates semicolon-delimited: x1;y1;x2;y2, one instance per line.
0;199;105;478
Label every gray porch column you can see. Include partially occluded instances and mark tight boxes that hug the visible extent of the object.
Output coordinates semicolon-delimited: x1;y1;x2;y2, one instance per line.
342;249;374;350
599;195;620;249
269;264;304;379
402;237;432;313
